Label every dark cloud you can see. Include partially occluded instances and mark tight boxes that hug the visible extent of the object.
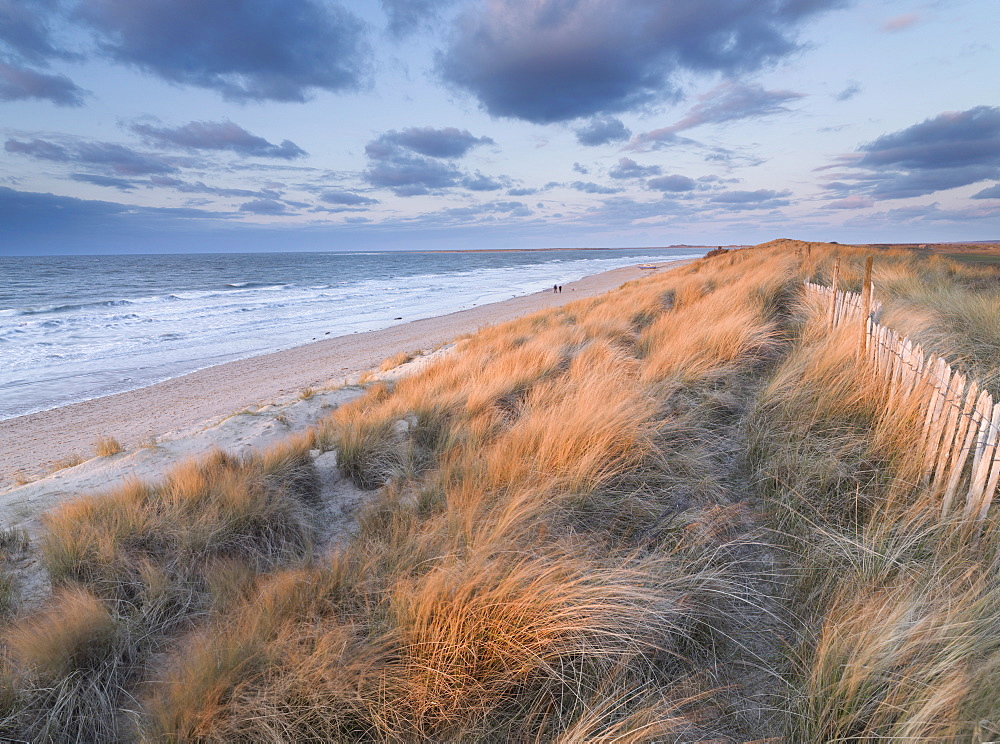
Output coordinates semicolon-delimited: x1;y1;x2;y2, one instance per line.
367;127;494;159
827;106;1000;200
131;121;306;159
76;0;370;102
0;60;86;105
708;188;790;209
239;198;289;215
365;152;462;196
70;173;136;190
438;0;842;123
575;117;631;146
461;172;507;191
972;183;1000;199
647;174;696;192
5;137;66;160
570;181;623;195
363;127;495;196
858;106;1000;171
320;190;379;206
0;0;69;63
835;81;861;101
609;157;661;179
6;137;177;175
148;175;278;199
0;185;230;247
380;0;458;36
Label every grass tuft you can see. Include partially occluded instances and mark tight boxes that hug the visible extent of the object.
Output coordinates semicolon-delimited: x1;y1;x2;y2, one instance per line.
95;435;124;457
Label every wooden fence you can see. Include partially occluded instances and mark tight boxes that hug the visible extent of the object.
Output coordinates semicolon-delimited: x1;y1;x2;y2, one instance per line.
803;273;1000;522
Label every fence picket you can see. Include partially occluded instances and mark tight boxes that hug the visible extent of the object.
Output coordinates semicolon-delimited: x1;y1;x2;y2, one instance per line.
965;392;996;518
941;381;981;515
922;360;953;481
975;404;1000;520
931;371;966;489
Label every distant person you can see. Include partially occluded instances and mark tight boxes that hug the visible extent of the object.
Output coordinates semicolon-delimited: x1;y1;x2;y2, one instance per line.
558;285;563;293
553;284;558;293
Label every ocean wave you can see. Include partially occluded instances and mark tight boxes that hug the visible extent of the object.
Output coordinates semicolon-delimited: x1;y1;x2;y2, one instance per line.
0;298;139;316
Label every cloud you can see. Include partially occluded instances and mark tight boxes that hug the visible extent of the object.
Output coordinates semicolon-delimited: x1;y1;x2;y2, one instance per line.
70;173;136;190
365;152;462;196
438;200;532;219
972;183;1000;199
0;60;86;105
239;198;289;215
575;117;631;146
437;0;842;123
647;174;696;192
625;130;699;152
570;181;623;194
835;81;861;101
0;0;70;63
609;157;661;179
6;137;177;175
0;185;230;245
708;188;790;209
131;120;306;159
367;127;494;159
581;195;691;224
826;106;1000;200
380;0;458;36
461;172;507;191
632;82;804;149
507;187;537;196
824;194;873;209
148;175;278;199
674;82;805;130
320;190;379;206
881;13;920;33
363;127;496;196
76;0;370;102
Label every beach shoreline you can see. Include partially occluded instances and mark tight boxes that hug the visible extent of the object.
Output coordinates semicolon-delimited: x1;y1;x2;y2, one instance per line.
0;259;691;488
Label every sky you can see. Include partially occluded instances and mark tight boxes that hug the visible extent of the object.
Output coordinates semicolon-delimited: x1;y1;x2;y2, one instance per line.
0;0;998;255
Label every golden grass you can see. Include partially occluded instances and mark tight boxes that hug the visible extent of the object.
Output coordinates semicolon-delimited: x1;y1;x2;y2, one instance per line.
380;349;414;371
51;452;85;472
746;242;1000;740
5;240;998;740
95;435;124;457
142;247;792;740
42;435;319;604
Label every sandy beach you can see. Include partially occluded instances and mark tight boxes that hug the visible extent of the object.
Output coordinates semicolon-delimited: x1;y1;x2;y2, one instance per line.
0;260;689;491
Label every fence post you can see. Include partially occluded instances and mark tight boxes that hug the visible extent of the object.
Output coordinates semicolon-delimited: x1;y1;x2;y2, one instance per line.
859;256;873;354
829;257;840;331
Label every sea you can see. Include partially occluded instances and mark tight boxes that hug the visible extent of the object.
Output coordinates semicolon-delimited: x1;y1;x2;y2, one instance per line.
0;247;704;421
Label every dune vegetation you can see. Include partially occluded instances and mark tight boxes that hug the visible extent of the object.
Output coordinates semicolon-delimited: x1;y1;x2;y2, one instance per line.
1;239;999;741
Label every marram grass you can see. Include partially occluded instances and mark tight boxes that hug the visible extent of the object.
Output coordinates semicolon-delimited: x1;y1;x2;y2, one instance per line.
1;240;999;741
